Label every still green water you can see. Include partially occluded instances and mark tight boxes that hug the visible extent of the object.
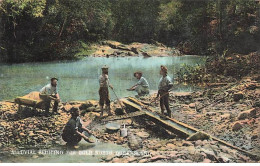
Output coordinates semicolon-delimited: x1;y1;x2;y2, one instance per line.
0;56;205;101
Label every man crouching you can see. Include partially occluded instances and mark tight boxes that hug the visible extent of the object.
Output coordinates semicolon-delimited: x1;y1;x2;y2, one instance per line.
62;107;94;147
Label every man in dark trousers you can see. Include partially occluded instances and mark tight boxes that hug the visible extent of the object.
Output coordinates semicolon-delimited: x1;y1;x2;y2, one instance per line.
40;77;60;116
156;65;173;118
62;107;94;147
99;65;113;117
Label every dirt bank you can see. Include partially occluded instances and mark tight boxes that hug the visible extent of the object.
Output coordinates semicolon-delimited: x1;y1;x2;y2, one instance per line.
0;76;259;163
87;40;181;58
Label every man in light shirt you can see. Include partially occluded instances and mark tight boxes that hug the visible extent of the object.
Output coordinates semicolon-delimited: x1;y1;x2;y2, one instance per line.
40;77;60;116
128;71;149;97
99;65;113;117
156;65;173;118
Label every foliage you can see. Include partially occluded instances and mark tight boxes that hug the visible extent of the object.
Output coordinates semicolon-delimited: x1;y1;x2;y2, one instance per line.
110;0;160;43
0;0;114;62
175;63;206;83
175;52;260;83
0;0;259;63
157;0;260;55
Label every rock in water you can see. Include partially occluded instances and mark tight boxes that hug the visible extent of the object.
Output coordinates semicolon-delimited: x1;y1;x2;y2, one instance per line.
128;132;142;151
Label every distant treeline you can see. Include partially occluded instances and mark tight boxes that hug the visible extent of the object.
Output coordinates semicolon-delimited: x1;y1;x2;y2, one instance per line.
0;0;259;63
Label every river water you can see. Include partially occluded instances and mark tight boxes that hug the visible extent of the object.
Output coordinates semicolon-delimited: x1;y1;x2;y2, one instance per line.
0;56;205;101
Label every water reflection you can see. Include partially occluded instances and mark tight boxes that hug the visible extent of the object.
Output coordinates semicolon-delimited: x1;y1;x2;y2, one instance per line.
0;56;205;101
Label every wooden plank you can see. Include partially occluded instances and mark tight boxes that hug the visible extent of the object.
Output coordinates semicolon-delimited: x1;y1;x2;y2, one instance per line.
127;97;259;160
101;111;146;122
120;98;142;112
122;97;193;137
128;97;199;133
143;110;191;138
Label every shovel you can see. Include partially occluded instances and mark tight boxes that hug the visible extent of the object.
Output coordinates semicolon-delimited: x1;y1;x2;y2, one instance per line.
110;87;126;113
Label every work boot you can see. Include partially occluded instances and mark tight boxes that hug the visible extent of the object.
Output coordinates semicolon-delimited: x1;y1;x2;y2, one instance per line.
106;106;112;116
44;104;50;114
167;112;172;118
161;109;165;116
135;95;140;98
52;101;59;113
167;109;172;118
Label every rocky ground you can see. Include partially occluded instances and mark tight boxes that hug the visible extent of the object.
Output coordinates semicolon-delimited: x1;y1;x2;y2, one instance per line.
88;40;181;58
132;75;260;163
0;76;259;163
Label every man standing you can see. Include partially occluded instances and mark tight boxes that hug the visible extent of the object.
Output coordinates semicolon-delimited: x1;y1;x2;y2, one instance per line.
157;65;173;118
99;65;113;117
40;77;60;116
128;71;149;97
62;107;94;147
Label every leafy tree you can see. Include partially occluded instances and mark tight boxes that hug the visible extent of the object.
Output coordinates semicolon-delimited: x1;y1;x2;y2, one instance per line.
0;0;259;63
110;0;160;43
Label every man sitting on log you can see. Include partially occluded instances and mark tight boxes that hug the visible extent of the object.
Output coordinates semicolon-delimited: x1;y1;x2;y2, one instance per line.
39;77;60;116
128;71;150;97
62;107;94;147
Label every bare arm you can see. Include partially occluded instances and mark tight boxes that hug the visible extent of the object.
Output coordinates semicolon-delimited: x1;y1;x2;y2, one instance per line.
81;126;92;134
76;130;89;139
76;130;94;143
104;74;113;89
130;84;138;90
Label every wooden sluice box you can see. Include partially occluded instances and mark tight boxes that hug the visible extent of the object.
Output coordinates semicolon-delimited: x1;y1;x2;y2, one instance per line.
14;91;47;111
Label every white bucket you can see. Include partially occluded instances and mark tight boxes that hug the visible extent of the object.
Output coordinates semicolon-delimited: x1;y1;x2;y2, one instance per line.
120;124;127;137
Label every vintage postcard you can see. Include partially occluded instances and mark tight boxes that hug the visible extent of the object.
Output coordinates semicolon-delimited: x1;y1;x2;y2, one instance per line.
0;0;259;164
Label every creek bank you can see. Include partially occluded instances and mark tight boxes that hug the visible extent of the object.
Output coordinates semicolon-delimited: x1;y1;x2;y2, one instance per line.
140;76;260;160
0;76;259;163
175;52;259;84
86;40;181;58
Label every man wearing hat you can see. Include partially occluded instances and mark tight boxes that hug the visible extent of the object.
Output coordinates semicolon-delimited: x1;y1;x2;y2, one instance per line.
156;65;173;118
40;77;60;116
99;65;113;117
62;107;94;147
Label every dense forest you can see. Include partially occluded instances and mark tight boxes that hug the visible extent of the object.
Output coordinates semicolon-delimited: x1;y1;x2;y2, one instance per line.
0;0;259;63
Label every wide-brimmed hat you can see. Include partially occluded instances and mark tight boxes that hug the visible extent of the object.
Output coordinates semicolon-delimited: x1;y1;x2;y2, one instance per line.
101;65;109;69
160;65;168;73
